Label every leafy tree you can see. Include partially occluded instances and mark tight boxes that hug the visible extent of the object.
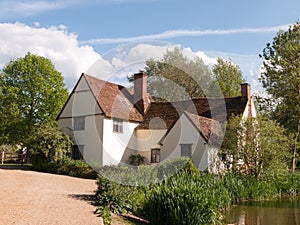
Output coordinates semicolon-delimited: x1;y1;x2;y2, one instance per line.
0;53;69;145
129;47;213;101
220;115;291;176
259;21;300;172
27;126;72;170
211;58;245;97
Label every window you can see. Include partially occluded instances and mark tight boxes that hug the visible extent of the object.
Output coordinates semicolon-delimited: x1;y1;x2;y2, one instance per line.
72;145;84;160
151;148;160;163
180;144;192;158
113;119;123;133
73;116;85;131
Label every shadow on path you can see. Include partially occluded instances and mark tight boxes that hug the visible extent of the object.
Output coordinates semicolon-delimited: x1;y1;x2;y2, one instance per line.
0;164;32;170
68;194;97;205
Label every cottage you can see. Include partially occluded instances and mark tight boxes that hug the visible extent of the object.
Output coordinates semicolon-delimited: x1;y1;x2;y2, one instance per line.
57;72;256;172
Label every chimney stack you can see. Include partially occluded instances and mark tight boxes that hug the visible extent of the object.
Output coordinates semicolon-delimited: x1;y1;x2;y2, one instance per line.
241;83;252;117
134;72;149;114
241;83;251;99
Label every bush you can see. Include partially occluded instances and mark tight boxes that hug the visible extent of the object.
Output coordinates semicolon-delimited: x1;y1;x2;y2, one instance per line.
96;174;146;215
57;158;97;179
95;206;112;225
27;126;72;170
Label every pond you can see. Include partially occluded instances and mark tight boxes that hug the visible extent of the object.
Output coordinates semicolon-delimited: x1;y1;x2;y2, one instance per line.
224;198;300;225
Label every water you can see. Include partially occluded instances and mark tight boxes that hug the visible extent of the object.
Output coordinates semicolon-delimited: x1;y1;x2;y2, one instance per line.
224;198;300;225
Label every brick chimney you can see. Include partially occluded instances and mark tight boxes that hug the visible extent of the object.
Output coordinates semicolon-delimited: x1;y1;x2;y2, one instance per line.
134;72;150;114
241;83;251;99
241;83;252;117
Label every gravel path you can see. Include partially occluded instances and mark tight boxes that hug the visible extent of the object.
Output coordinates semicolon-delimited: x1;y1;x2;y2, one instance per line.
0;169;103;225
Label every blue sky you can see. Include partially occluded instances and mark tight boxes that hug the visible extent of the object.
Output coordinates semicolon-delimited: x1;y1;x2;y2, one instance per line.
0;0;299;92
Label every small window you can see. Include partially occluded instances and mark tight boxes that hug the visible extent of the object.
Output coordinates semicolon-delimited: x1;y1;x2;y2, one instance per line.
72;145;84;160
73;116;85;131
180;144;192;158
113;119;123;133
151;148;160;163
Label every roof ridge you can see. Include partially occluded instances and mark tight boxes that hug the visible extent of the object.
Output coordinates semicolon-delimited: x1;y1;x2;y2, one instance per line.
83;73;133;91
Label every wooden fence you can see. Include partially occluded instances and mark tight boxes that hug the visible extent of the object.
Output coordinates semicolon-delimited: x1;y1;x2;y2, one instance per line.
1;150;27;165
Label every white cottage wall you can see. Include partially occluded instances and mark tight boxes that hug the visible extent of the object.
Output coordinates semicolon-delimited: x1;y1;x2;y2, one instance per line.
161;114;209;171
102;118;139;166
59;76;102;118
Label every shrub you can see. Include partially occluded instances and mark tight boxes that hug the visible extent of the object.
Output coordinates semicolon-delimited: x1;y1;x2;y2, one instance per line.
96;174;146;215
27;126;72;170
95;206;112;225
57;158;97;179
129;154;146;166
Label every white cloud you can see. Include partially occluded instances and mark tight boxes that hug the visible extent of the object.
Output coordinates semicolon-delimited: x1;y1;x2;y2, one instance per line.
80;24;291;45
0;1;66;19
33;21;41;27
0;22;262;93
0;0;158;19
87;42;178;81
0;22;101;87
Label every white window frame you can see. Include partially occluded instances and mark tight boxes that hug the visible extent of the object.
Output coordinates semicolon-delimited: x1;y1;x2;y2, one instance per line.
113;119;123;133
151;148;160;163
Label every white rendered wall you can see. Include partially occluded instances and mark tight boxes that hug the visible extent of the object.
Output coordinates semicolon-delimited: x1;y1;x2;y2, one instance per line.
58;115;104;168
161;114;209;171
242;98;257;118
59;76;102;118
102;118;139;166
124;129;167;163
58;76;103;168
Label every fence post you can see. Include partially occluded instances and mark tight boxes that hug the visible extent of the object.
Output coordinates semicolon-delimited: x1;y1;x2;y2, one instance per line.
1;149;4;165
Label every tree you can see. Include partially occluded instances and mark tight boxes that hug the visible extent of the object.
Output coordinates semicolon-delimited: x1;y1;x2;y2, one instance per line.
129;47;214;101
211;58;245;97
259;21;300;172
0;53;69;145
220;115;291;176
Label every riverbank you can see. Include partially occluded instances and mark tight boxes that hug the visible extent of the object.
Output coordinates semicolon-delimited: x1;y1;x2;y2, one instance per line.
95;159;300;225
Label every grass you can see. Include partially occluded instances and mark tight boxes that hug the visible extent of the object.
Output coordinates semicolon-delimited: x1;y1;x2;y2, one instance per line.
113;213;149;225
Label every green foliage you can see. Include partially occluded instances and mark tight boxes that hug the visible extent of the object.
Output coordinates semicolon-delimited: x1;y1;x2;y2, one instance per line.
0;52;69;145
57;158;97;179
96;173;146;215
211;57;245;97
95;206;112;225
220;115;291;176
129;154;146;166
259;21;300;171
95;157;193;217
129;47;213;101
157;157;193;180
143;170;230;225
97;165;158;186
94;158;300;225
27;126;72;170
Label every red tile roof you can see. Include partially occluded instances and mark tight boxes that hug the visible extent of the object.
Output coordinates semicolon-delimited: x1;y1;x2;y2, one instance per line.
136;97;248;130
84;74;144;122
184;111;222;145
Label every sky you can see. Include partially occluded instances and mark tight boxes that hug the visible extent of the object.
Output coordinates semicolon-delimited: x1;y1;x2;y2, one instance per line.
0;0;299;93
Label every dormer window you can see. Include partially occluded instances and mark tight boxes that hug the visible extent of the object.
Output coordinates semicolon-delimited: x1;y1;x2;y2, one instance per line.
113;119;123;133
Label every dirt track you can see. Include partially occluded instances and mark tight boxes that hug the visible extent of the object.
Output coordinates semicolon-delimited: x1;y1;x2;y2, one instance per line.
0;169;103;225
